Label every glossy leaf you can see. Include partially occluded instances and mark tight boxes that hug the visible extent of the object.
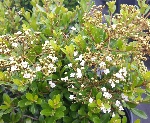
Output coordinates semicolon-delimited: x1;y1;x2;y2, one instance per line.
131;108;148;119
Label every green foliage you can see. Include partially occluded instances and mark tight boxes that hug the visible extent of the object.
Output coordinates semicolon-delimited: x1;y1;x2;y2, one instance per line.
0;0;150;122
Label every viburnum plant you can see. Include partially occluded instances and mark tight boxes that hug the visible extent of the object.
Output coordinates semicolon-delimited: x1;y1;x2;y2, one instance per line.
0;0;150;123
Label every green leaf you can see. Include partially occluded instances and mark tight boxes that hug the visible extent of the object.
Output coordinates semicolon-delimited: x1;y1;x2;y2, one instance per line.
93;116;101;123
26;93;33;101
134;119;141;123
46;117;55;123
30;104;36;114
3;93;11;104
13;79;23;86
72;119;80;123
116;39;123;49
57;106;66;111
36;98;42;104
122;116;127;123
106;1;116;14
48;99;54;108
55;94;60;103
143;71;150;80
40;109;52;116
63;116;72;123
0;72;5;80
126;102;137;108
36;4;45;12
96;99;101;106
78;107;86;115
101;113;110;123
0;105;9;110
25;118;32;123
55;111;64;119
96;92;102;100
131;108;148;119
18;99;28;107
88;102;97;108
70;103;79;111
0;119;4;123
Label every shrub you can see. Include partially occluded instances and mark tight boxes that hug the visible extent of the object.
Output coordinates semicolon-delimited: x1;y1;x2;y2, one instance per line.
0;0;150;123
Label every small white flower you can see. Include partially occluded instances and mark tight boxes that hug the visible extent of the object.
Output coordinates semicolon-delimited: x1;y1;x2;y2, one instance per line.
64;76;68;82
36;66;41;72
69;95;75;100
103;69;110;75
80;60;85;66
114;72;124;80
12;43;18;47
16;31;22;35
111;82;115;88
115;80;119;83
101;87;106;92
48;63;54;68
5;12;8;15
81;84;84;87
9;57;14;61
23;73;31;79
108;79;113;83
121;93;129;101
79;93;82;95
119;106;124;111
45;40;49;45
25;30;30;35
11;65;18;72
106;56;112;61
61;76;68;82
70;73;75;77
71;85;74;88
103;92;112;99
51;56;58;62
99;62;106;68
68;63;72;67
107;108;111;113
112;24;117;30
75;54;83;61
100;104;107;113
71;26;76;31
115;100;121;107
76;68;82;78
18;11;22;15
89;97;93;103
21;61;28;68
91;57;96;61
112;112;115;117
49;81;56;88
74;51;78;56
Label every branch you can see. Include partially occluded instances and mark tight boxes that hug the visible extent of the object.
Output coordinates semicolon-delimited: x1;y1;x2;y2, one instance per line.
23;115;39;121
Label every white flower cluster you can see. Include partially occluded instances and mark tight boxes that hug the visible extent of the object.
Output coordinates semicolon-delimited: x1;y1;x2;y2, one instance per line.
89;97;93;103
100;104;111;113
69;94;75;100
114;67;127;81
108;79;116;88
61;76;68;82
0;39;11;54
115;100;124;111
101;87;112;99
39;42;57;76
99;61;106;68
121;93;129;101
49;81;56;88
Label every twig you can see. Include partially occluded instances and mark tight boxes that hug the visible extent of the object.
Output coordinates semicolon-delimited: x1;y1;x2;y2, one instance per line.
23;115;39;121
